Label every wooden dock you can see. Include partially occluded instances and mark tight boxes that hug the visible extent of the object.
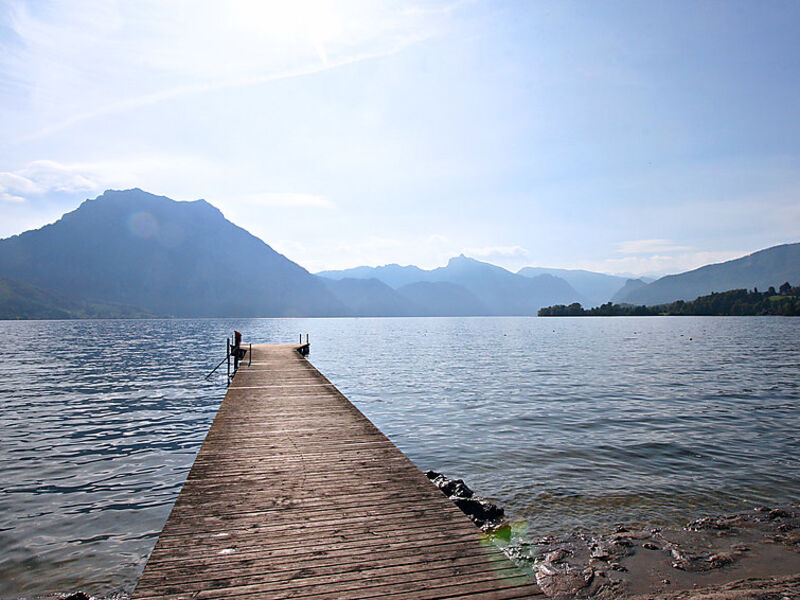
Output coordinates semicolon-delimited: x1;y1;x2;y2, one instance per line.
133;343;543;600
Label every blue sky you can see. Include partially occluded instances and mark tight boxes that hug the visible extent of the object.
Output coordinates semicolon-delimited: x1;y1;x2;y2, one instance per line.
1;1;798;276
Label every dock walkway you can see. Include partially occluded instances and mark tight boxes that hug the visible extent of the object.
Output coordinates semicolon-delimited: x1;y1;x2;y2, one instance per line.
133;344;543;599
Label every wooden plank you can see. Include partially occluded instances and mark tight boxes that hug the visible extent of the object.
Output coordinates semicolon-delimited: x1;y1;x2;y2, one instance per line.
132;344;543;600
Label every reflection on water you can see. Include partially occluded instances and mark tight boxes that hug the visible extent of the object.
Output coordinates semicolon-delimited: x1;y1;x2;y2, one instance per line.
0;316;799;597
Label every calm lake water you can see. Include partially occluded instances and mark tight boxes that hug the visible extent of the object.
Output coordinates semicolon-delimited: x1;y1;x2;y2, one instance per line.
1;316;799;598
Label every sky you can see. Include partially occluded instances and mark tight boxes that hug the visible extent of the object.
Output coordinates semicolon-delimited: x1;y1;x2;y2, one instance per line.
1;0;799;277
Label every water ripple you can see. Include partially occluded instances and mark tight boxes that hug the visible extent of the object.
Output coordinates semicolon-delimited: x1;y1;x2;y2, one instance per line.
1;316;799;597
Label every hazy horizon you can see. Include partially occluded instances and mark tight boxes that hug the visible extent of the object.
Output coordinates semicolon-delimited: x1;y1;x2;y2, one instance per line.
2;1;799;277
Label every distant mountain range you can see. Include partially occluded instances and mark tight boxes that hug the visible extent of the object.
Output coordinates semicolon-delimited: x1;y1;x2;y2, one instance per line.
0;189;797;319
613;243;800;305
321;255;586;316
517;267;630;309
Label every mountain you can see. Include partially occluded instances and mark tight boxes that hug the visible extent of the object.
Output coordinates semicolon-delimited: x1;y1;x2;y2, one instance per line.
616;243;800;305
0;277;153;320
320;277;417;317
320;277;492;317
396;281;488;316
517;266;629;307
611;278;648;303
319;255;585;315
14;189;791;319
318;264;429;289
425;255;584;315
0;189;346;317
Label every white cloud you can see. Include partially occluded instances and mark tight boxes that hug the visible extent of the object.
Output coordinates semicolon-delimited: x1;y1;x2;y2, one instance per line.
0;160;99;202
0;192;26;203
0;172;40;195
0;155;242;208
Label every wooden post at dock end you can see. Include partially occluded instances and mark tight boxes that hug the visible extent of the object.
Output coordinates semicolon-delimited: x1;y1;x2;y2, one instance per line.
226;337;230;381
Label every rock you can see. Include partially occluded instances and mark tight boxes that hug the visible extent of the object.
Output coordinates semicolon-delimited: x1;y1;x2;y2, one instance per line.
668;544;692;570
590;544;611;560
451;496;504;526
643;542;659;550
545;549;569;563
707;552;735;568
769;508;792;520
443;478;474;498
428;473;474;498
535;564;590;600
783;531;800;544
425;470;499;526
687;516;730;531
536;535;557;544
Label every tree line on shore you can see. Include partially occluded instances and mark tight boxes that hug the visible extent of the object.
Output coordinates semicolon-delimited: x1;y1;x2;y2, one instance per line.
538;282;800;317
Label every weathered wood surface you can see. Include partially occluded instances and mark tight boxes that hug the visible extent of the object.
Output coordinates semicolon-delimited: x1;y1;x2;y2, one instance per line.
133;344;543;600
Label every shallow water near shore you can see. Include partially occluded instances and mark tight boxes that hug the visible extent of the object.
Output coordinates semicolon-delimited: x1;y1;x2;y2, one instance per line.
1;316;799;598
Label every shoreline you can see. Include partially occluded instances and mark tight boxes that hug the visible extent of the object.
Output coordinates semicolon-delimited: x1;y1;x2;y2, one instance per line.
430;472;800;600
498;504;800;599
9;503;800;600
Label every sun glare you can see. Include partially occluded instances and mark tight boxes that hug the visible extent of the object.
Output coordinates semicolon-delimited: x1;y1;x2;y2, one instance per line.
223;0;345;64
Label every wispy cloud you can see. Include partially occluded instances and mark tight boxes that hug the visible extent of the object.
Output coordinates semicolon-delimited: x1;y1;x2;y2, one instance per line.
0;160;98;202
4;0;449;142
0;155;226;205
19;43;430;143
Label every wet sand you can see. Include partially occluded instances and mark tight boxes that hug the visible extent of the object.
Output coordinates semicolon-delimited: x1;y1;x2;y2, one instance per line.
498;504;800;599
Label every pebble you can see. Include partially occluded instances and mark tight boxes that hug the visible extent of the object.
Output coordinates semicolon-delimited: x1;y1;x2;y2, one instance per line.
642;542;659;550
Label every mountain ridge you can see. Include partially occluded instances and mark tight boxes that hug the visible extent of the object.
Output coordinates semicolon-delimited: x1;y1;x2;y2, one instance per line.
615;243;800;305
0;189;346;317
1;189;797;318
320;254;587;315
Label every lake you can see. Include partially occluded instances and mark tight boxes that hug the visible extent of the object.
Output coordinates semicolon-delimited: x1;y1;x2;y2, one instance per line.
1;316;798;598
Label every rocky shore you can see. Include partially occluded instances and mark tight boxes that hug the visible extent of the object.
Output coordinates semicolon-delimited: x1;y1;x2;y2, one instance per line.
426;472;800;600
